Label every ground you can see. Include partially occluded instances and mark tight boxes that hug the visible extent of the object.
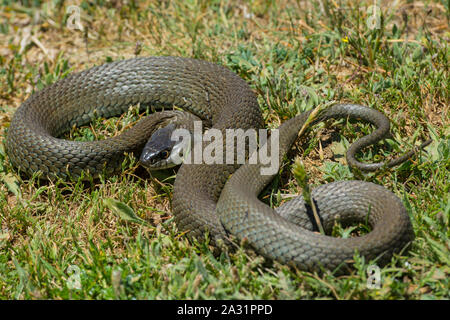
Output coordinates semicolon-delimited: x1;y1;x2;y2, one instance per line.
0;0;448;299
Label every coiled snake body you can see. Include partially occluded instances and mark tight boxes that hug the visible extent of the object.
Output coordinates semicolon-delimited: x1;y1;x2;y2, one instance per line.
7;57;423;272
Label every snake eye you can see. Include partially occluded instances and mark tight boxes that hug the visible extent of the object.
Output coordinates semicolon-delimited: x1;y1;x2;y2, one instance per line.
161;150;170;159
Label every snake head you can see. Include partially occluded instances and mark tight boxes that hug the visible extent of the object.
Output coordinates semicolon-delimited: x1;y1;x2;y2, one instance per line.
140;123;190;169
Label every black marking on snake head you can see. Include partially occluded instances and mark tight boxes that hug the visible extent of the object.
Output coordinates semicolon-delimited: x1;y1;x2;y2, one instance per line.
140;123;176;167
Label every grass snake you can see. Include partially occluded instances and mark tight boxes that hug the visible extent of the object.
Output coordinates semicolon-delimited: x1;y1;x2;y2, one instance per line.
6;57;430;272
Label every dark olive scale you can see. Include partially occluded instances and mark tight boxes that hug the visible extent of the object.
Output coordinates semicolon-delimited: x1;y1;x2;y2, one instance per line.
7;56;430;272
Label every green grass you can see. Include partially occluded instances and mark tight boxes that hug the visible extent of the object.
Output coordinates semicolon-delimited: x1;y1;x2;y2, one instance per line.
0;0;449;299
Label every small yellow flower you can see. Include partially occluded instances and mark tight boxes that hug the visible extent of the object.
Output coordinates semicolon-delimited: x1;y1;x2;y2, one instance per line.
342;36;349;42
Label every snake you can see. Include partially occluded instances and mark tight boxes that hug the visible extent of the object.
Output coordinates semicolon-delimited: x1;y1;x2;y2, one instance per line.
6;56;431;272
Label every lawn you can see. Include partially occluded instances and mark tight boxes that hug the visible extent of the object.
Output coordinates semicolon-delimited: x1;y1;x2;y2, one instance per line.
0;0;448;299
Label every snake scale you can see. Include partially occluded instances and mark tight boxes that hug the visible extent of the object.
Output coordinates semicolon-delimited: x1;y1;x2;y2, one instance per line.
7;56;425;272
